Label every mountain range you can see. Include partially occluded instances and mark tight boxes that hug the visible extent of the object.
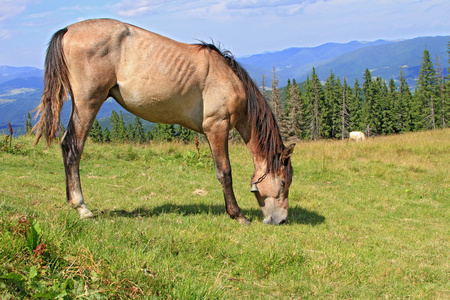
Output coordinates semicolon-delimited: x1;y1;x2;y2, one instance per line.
1;35;448;133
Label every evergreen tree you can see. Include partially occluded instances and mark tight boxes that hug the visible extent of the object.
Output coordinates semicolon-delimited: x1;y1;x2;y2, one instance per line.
134;116;146;143
270;66;283;122
126;121;135;141
146;129;154;142
118;112;127;142
435;54;445;129
283;81;303;140
414;47;439;130
304;68;323;140
103;127;111;143
341;77;351;139
378;77;393;135
153;123;175;141
89;119;103;142
284;78;292;113
25;112;32;134
389;78;401;133
349;78;363;131
361;69;378;136
177;126;194;143
261;74;268;102
444;40;450;128
323;71;343;138
110;110;120;141
398;68;414;132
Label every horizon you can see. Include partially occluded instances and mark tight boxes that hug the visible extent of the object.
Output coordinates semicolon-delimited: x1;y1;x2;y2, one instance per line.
1;0;449;68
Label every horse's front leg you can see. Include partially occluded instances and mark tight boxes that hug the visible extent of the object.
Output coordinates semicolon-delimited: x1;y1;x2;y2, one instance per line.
204;121;250;224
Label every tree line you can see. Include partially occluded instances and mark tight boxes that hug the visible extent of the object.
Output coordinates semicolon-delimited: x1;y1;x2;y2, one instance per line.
87;110;195;144
25;43;449;143
270;44;449;141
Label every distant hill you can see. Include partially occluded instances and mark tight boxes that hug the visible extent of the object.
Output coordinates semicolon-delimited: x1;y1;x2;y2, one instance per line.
1;35;449;133
238;36;449;87
0;66;43;85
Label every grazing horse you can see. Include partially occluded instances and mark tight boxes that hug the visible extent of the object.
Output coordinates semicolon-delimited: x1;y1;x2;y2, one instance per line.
33;19;294;225
349;131;366;142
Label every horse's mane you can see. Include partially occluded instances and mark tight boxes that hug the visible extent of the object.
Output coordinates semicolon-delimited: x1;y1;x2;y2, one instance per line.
197;42;287;174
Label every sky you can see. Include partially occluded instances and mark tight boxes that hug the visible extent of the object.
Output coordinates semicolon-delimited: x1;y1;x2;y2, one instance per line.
1;0;449;68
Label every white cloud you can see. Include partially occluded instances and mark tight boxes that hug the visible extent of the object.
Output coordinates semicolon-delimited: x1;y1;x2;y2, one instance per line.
0;28;11;40
113;0;166;17
226;0;309;10
0;0;29;22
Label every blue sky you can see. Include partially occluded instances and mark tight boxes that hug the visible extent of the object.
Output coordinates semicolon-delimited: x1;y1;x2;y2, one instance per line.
1;0;449;67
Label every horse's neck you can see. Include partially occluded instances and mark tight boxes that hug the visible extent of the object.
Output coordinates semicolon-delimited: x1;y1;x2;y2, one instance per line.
245;132;271;173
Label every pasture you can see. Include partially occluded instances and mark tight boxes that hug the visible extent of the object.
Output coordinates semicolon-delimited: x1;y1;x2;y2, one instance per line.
1;129;449;299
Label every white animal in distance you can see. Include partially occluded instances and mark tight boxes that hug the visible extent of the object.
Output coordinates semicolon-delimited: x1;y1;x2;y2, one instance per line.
349;131;366;142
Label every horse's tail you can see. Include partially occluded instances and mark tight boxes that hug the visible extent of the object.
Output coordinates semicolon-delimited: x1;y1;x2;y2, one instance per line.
33;27;71;146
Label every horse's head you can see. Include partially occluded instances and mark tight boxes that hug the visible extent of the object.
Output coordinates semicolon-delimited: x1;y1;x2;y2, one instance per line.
252;144;295;225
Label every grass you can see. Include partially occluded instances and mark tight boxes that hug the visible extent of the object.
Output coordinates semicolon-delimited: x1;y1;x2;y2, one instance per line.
0;129;449;299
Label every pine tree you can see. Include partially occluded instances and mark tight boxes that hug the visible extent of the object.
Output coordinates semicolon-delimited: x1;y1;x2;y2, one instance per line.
283;81;303;140
146;129;154;142
341;77;351;139
414;47;439;130
103;127;111;143
284;79;292;113
361;69;380;136
270;66;283;123
322;71;334;138
378;77;393;135
110;110;120;141
323;71;343;138
153;123;175;141
389;78;401;133
444;40;450;128
435;54;445;128
261;74;268;102
134;116;146;143
118;112;127;142
177;126;194;143
398;67;413;132
304;68;323;140
349;78;363;131
361;69;372;135
25;113;32;134
89;119;103;143
126;121;135;141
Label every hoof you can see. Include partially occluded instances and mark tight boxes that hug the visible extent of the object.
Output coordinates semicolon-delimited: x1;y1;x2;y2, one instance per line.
237;216;251;225
77;205;94;219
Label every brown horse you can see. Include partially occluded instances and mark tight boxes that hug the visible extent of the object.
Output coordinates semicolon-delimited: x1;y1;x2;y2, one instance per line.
33;19;294;225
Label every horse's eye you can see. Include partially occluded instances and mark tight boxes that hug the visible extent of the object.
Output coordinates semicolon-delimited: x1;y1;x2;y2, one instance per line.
280;180;286;187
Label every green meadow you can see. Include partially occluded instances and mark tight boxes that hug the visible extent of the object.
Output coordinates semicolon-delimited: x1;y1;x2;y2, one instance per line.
0;129;449;299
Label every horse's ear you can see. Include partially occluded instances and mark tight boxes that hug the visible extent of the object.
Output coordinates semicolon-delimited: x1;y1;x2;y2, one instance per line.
281;143;295;164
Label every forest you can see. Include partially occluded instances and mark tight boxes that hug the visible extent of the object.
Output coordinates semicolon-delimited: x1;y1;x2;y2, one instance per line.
23;43;449;144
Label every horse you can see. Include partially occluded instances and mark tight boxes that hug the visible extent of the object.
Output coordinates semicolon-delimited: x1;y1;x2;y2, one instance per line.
33;19;295;225
349;131;366;142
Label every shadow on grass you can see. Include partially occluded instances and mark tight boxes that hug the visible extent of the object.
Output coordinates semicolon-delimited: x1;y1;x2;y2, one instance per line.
97;203;325;226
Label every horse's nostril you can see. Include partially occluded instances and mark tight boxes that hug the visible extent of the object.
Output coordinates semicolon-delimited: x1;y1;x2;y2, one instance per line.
279;219;287;225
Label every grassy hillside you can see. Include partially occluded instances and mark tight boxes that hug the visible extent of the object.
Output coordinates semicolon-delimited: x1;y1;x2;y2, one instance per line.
1;130;449;298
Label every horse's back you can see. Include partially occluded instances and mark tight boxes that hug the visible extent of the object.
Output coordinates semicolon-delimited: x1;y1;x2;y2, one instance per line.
61;19;246;132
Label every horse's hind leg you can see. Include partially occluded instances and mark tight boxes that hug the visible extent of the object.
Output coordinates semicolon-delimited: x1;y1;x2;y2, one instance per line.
61;91;106;218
